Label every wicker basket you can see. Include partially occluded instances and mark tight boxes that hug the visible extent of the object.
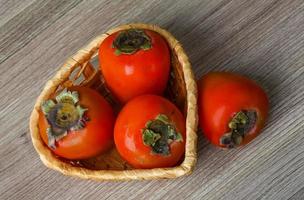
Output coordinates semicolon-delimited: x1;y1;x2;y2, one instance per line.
29;23;198;181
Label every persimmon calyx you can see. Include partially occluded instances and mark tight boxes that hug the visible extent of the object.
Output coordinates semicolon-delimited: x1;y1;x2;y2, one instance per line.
220;110;257;148
41;89;88;149
142;114;183;156
113;29;151;55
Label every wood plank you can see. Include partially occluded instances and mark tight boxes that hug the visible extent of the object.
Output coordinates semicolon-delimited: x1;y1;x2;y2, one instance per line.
1;0;304;199
0;0;84;64
0;0;35;26
289;188;304;200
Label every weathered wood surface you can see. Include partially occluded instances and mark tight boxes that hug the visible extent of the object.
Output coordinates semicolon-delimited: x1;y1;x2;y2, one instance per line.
1;0;304;199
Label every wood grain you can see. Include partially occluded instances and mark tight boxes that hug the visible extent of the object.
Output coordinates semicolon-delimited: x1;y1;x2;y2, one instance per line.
1;0;304;199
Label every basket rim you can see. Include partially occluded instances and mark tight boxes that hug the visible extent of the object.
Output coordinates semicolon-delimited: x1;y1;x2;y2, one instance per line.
29;23;198;181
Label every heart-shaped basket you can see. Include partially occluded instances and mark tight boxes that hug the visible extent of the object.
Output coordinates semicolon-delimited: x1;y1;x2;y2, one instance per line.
29;23;198;181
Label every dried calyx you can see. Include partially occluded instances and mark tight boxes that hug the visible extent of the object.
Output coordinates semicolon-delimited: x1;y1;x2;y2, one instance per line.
41;89;88;149
113;29;151;55
142;114;183;156
220;110;257;148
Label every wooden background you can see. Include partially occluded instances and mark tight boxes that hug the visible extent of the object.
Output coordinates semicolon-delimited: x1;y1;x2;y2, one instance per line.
1;0;304;199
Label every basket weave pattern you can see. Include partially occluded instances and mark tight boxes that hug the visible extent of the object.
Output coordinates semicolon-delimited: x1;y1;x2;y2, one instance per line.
29;23;198;180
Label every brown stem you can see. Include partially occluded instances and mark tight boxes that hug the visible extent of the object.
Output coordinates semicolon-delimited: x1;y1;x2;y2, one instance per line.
142;114;183;156
220;110;257;148
41;89;88;149
112;29;151;55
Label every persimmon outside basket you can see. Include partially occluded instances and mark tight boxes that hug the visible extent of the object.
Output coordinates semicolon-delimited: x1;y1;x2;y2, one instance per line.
29;23;198;181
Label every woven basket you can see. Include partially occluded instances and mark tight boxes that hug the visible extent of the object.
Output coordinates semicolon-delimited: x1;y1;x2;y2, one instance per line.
29;23;198;181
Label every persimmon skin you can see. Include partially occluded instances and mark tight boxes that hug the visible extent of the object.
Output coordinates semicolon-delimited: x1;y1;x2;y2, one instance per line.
114;95;186;169
39;86;115;160
98;29;170;104
198;72;269;148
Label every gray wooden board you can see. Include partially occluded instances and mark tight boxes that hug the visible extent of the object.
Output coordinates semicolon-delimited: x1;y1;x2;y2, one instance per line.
1;0;304;199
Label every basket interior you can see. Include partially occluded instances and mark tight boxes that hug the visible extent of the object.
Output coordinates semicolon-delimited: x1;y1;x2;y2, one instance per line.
48;41;187;170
